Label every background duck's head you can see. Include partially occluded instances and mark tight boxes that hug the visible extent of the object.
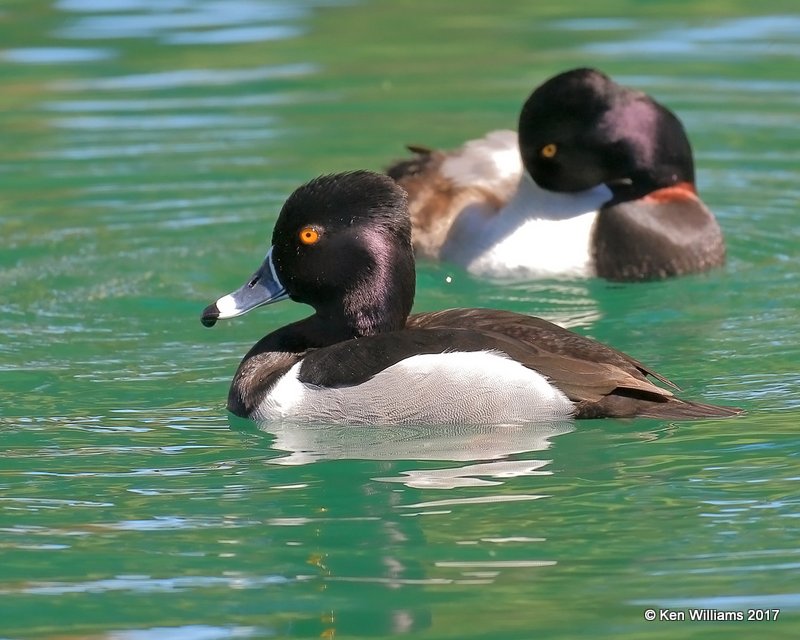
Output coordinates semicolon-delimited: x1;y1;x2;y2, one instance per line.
517;67;696;201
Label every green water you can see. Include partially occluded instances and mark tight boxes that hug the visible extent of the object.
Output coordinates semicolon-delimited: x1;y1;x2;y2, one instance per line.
2;0;799;638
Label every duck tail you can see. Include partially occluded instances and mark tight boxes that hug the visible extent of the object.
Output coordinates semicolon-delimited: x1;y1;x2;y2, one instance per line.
386;145;438;181
636;398;743;420
575;391;743;420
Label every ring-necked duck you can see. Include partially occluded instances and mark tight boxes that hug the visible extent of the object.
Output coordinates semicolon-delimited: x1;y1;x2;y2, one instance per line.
201;171;738;424
388;67;726;281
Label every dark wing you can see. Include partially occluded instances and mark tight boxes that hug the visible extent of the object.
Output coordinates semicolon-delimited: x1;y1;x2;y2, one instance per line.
408;307;678;389
297;323;671;411
406;308;740;419
297;327;516;388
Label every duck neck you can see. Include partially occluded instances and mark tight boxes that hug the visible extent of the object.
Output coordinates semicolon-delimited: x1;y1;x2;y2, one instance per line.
317;239;415;339
608;167;696;205
608;107;697;204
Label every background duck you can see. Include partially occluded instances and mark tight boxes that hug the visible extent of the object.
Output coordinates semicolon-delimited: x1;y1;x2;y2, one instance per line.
201;171;738;424
388;67;726;281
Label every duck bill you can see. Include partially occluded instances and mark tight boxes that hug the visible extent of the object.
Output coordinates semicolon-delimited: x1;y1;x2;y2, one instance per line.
201;247;288;327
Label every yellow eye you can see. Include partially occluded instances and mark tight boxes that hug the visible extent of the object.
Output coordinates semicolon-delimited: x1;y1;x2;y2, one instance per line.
541;143;557;159
298;226;320;245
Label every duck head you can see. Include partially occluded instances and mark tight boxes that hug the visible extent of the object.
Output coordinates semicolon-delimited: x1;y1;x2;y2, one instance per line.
202;171;415;338
518;68;696;202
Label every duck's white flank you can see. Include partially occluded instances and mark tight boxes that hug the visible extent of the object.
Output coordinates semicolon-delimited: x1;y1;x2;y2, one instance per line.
436;131;612;279
255;350;574;425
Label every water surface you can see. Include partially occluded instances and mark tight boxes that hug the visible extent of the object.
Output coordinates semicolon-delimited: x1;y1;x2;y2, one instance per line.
1;1;799;638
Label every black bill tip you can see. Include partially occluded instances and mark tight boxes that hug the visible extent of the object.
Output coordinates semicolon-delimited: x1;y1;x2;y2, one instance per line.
201;303;219;327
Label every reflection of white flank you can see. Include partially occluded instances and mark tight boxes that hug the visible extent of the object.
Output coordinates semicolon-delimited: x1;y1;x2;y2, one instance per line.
374;459;553;489
266;420;572;463
401;495;547;509
435;560;556;568
262;419;573;489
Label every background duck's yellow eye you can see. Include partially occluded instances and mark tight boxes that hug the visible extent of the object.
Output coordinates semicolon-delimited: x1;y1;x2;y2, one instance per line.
298;226;320;245
541;143;557;158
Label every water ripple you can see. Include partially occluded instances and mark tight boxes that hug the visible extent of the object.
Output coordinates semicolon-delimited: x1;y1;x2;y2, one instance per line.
165;24;302;45
400;494;547;510
1;46;114;63
108;625;262;640
56;0;308;41
52;114;274;131
56;62;316;91
374;459;553;489
42;92;304;112
0;573;293;596
632;593;800;612
584;15;800;58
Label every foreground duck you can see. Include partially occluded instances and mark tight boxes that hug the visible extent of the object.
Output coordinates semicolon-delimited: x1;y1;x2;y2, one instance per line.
201;171;738;424
388;67;726;281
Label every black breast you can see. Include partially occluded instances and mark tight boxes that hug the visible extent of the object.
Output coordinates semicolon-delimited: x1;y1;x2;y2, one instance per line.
592;195;725;281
